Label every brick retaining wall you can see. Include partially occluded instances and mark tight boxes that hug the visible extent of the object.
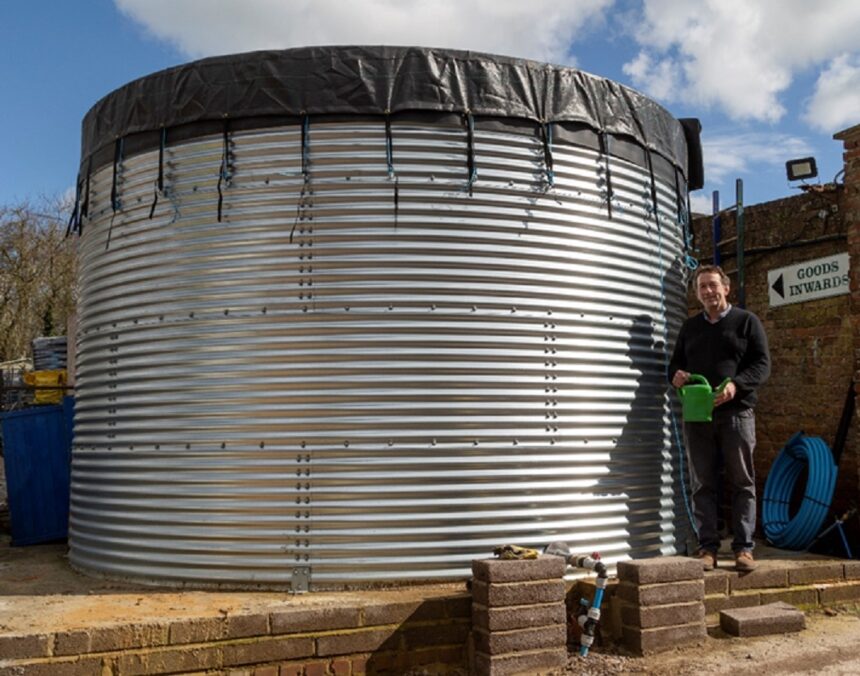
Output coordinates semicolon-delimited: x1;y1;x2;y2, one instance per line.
0;594;471;676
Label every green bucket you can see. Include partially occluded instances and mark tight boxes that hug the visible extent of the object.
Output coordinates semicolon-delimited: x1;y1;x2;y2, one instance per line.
677;374;731;422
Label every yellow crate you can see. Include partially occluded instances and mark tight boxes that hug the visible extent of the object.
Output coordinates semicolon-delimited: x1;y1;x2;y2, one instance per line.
22;369;67;405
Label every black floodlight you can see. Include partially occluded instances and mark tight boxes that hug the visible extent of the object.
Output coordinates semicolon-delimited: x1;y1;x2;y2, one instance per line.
786;157;818;181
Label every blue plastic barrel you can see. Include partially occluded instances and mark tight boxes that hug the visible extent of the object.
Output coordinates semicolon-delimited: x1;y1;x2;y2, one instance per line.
1;398;73;545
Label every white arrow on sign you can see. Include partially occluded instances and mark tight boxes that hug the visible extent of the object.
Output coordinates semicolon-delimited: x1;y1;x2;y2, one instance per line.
767;252;850;308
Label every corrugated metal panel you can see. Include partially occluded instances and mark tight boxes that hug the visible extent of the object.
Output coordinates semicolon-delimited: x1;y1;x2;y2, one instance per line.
70;119;690;586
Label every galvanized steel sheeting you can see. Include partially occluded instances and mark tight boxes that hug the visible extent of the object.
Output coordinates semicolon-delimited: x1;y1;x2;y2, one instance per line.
70;118;690;586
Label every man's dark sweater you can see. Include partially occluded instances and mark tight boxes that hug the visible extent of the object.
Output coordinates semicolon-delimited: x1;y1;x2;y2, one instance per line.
668;306;770;412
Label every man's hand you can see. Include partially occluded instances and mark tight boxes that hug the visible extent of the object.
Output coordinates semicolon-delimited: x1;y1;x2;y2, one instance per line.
671;370;691;388
713;380;736;407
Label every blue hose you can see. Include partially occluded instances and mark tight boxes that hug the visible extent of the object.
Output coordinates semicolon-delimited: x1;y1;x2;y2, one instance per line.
762;433;837;550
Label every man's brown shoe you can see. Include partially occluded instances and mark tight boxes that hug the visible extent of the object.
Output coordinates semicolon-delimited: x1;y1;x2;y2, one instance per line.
695;549;717;571
735;551;757;572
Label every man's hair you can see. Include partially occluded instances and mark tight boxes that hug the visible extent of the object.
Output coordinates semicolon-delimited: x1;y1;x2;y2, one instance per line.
695;264;730;287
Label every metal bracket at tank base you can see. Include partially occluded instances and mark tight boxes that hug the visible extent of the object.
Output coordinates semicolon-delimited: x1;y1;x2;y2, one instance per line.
291;566;311;594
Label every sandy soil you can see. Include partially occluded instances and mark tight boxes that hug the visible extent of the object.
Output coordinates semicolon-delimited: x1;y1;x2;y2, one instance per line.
3;536;860;674
565;604;860;675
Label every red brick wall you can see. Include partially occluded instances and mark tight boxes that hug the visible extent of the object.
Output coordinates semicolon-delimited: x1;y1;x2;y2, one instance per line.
838;124;860;530
688;143;859;538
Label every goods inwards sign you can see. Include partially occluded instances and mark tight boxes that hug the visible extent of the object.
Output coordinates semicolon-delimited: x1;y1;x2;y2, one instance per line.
768;252;849;308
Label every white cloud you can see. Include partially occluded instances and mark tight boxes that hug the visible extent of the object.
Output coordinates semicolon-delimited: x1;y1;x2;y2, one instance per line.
114;0;613;64
622;0;860;123
622;51;681;101
804;54;860;133
688;193;712;216
701;132;813;184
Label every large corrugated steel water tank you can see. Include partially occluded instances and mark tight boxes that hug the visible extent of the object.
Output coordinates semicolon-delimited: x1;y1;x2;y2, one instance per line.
69;46;703;588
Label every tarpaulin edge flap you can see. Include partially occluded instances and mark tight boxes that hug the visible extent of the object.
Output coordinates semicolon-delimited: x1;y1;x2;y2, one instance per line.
80;45;697;179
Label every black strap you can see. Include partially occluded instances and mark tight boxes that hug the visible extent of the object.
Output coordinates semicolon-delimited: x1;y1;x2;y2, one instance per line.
80;158;91;231
646;150;660;223
301;114;310;180
599;133;614;220
217;119;230;222
106;139;123;250
386;115;399;226
110;137;123;213
289;181;307;244
65;174;81;238
542;123;554;188
465;113;477;195
149;127;167;219
290;116;311;244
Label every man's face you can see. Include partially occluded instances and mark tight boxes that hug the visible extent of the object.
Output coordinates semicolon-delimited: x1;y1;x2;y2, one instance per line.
696;271;730;314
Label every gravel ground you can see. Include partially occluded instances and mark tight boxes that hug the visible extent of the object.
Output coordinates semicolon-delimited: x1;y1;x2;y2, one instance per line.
563;604;860;675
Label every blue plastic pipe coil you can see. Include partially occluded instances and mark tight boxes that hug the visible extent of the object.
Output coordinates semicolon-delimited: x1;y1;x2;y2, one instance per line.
762;433;837;550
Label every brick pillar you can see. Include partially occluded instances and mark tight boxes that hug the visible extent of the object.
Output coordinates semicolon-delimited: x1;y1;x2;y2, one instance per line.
471;555;567;675
616;556;706;655
835;123;860;502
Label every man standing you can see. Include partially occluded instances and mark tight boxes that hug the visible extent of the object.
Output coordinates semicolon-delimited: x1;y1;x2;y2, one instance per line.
669;265;770;571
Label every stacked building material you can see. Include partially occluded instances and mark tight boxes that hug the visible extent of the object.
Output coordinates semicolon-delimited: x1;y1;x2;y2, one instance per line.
616;556;707;655
471;555;567;674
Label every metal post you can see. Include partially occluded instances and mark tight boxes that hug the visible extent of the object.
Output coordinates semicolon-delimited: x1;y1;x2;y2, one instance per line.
736;179;745;308
712;190;721;266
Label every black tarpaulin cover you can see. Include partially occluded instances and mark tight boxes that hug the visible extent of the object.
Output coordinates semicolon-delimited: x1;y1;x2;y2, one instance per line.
80;45;694;178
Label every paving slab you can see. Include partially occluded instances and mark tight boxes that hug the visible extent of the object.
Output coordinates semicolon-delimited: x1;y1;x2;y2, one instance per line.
720;601;806;637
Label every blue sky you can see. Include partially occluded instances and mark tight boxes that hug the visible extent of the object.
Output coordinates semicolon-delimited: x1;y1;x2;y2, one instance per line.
2;0;859;215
